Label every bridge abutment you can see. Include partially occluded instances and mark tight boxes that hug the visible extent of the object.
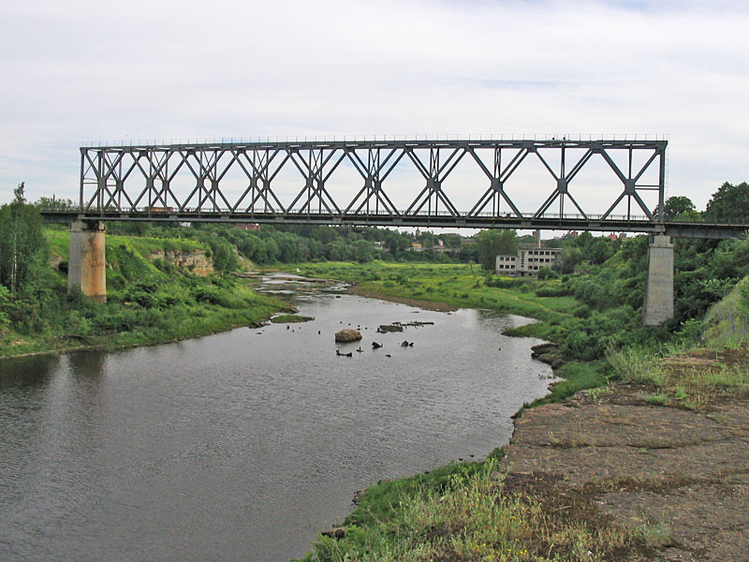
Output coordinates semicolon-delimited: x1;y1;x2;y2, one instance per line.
68;220;106;302
643;234;674;326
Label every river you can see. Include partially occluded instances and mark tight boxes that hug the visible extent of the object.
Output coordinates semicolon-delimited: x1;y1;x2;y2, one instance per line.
0;277;555;561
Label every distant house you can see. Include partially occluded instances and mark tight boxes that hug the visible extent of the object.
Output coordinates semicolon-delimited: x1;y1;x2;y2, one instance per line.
496;243;562;277
410;242;423;252
236;223;261;231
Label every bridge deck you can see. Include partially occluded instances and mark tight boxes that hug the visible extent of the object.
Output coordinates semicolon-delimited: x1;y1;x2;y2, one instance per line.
41;210;746;240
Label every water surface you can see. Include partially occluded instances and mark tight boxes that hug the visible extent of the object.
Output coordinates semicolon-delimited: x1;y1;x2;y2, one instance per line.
0;284;554;561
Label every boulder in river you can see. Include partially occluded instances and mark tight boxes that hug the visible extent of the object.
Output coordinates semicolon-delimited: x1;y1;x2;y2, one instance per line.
335;329;362;343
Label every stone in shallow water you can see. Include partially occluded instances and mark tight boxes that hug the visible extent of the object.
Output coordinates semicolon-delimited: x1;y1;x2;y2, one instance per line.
335;329;362;342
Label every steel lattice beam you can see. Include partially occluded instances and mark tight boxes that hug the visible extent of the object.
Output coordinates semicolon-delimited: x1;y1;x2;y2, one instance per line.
74;138;670;229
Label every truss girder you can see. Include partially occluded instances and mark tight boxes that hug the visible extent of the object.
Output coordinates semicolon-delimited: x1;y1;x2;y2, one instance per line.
79;139;667;225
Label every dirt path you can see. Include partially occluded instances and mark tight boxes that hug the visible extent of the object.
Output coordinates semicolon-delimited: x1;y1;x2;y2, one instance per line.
499;385;749;561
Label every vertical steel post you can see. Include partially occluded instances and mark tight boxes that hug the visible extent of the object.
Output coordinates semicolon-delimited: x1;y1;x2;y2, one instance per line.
79;148;85;211
658;146;666;222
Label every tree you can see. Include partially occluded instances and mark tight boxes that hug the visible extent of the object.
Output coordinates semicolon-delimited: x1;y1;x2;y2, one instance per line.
589;238;615;265
660;196;698;221
206;236;239;273
475;230;518;272
0;285;10;332
557;246;584;274
36;195;76;211
353;239;374;263
0;183;48;299
439;233;463;249
704;182;749;223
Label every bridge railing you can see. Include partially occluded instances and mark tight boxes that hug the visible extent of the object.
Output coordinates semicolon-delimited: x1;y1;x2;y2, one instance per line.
50;205;653;222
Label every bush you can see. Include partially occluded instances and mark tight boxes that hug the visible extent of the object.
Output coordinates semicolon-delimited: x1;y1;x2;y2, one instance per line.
192;286;223;305
537;267;559;280
486;276;532;289
535;284;572;298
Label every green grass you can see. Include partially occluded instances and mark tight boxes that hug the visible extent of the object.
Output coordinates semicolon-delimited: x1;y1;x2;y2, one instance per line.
523;361;610;409
701;277;749;349
0;280;281;358
45;226;71;260
607;345;749;409
291;261;577;323
44;228;205;264
2;231;282;357
296;453;634;562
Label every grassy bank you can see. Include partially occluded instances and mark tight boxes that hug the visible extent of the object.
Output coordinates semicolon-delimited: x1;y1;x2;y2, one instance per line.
0;229;284;358
299;452;639;562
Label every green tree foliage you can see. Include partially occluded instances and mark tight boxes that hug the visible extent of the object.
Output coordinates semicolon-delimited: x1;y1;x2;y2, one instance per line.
173;224;471;266
555;232;617;273
0;185;64;335
661;195;699;221
703;181;749;223
673;237;749;324
0;285;10;332
353;239;375;263
0;184;48;299
475;229;518;272
36;195;77;211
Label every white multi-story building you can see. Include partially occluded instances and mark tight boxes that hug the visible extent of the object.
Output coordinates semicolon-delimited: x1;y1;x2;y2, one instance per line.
495;245;562;277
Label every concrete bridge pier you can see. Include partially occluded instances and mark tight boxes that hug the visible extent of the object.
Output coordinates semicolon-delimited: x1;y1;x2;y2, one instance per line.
643;234;674;326
68;220;106;302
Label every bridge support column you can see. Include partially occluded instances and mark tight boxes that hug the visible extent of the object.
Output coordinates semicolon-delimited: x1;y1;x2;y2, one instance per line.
643;234;673;326
68;220;106;302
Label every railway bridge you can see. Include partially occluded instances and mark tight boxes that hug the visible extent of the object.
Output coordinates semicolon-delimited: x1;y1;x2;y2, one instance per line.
42;138;747;325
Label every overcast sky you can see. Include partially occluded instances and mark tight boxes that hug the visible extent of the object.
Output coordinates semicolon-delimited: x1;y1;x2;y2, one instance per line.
1;0;747;213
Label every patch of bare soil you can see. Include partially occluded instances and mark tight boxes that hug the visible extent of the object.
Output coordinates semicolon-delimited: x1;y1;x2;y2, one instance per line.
499;385;749;561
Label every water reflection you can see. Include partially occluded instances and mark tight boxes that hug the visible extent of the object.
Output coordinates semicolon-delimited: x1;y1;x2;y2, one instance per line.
0;290;555;562
0;354;61;389
68;350;107;380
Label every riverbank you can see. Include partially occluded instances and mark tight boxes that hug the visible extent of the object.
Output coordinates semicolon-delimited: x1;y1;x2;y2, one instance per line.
290;263;749;561
0;228;292;359
306;373;748;561
500;377;749;561
0;275;286;359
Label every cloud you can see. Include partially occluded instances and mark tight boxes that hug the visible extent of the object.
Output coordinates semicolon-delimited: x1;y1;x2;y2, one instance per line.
0;0;747;212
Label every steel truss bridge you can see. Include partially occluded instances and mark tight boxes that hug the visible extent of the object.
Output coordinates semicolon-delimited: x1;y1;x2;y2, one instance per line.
44;138;744;239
